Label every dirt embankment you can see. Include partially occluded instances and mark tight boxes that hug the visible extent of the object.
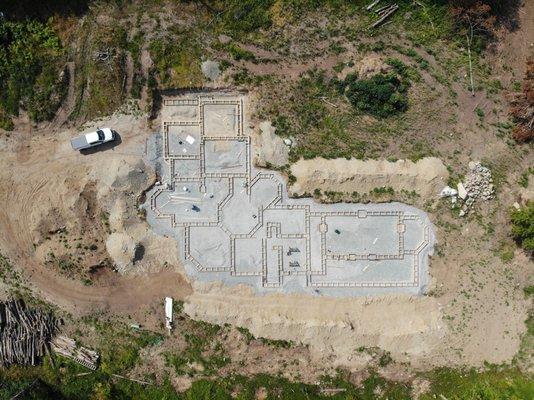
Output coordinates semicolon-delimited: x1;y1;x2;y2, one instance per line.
184;282;445;369
289;157;449;198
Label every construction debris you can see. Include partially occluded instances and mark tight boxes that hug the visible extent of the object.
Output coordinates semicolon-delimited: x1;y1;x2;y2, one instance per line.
439;186;458;198
457;182;468;200
51;335;99;370
366;0;381;11
0;299;59;367
92;48;114;62
440;162;495;215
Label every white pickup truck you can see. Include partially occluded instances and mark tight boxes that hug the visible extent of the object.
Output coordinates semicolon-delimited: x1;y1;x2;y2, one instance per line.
70;128;116;150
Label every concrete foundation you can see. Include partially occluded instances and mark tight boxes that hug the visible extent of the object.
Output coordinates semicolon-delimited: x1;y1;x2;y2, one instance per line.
143;94;436;296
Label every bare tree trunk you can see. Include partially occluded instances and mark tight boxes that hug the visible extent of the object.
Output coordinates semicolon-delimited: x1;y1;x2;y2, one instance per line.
466;23;475;96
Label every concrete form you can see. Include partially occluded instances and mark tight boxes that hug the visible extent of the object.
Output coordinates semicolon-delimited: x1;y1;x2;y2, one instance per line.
144;94;436;296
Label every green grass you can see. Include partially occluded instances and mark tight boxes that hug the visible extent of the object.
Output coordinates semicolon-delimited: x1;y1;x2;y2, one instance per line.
420;367;534;400
1;314;533;400
518;168;532;188
225;43;256;61
165;320;229;377
93;324;164;375
149;31;204;89
70;19;129;120
264;70;373;161
0;18;66;125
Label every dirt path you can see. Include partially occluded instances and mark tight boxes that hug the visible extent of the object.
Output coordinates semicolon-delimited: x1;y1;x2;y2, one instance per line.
124;52;134;98
25;258;190;314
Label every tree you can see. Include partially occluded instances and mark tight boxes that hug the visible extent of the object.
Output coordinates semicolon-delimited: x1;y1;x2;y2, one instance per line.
509;59;534;143
510;201;534;252
345;73;408;118
450;1;497;95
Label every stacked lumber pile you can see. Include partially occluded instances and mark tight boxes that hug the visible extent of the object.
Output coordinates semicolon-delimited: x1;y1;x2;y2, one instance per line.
51;335;99;370
0;299;58;367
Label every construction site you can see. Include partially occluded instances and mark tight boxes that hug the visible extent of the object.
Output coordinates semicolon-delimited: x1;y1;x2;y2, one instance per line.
0;0;532;397
145;94;435;296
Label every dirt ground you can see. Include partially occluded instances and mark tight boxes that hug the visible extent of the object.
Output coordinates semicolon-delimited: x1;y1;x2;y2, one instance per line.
288;157;449;198
0;100;529;374
0;0;532;384
0;111;192;317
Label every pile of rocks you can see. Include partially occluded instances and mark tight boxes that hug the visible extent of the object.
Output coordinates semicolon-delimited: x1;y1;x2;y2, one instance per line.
462;161;494;198
440;161;495;216
459;162;495;215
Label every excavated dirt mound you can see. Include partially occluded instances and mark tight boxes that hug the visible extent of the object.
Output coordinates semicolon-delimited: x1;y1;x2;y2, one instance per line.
338;53;392;80
184;281;446;369
289;157;449;198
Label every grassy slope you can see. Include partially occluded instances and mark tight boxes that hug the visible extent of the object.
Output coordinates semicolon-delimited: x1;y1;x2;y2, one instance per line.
0;312;532;399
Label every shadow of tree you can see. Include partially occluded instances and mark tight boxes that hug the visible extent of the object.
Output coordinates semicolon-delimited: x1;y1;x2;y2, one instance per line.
2;0;89;20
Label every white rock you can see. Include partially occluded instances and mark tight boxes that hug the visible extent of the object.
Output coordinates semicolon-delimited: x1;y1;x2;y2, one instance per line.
218;34;232;44
283;138;293;146
457;182;468;199
513;202;521;210
201;60;220;81
459;210;466;217
440;186;458;198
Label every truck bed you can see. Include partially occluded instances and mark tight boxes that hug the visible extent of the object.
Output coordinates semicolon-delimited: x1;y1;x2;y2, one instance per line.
70;135;89;150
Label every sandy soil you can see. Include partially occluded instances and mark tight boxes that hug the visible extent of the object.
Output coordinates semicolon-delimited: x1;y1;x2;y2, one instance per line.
0;112;192;315
0;101;530;373
289;157;449;198
253;120;290;168
184;282;445;369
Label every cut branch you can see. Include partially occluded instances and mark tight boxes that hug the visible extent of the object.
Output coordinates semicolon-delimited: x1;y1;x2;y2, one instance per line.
370;4;399;29
466;22;475;96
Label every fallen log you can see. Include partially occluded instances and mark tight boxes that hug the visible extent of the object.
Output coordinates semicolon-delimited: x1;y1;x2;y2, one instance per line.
371;4;399;28
366;0;381;11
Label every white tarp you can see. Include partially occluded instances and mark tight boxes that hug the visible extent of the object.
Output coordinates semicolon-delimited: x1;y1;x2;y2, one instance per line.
164;297;173;330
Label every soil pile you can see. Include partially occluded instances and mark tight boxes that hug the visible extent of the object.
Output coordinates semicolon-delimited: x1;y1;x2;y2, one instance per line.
289;157;449;198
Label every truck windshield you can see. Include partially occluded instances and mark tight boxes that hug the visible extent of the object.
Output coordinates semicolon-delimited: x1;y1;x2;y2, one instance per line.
96;130;105;141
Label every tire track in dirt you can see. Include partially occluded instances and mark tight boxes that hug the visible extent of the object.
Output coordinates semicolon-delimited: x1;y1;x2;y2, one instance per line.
0;116;192;316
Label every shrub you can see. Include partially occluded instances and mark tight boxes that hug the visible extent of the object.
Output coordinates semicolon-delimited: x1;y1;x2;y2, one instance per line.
218;0;274;35
227;44;256;61
510;201;534;251
509;59;533;142
345;73;408;118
